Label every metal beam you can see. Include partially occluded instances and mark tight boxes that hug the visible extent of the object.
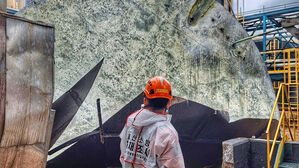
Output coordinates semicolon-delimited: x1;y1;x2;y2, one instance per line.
246;25;274;32
6;8;18;14
282;17;299;39
266;15;295;48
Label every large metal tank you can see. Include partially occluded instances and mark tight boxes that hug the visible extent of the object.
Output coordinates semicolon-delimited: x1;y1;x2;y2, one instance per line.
19;0;277;148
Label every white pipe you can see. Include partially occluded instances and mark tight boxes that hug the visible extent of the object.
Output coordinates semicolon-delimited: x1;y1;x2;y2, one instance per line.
243;0;244;15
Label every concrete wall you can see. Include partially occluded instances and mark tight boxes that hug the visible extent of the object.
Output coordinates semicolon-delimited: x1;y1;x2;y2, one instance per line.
222;138;280;168
284;141;299;163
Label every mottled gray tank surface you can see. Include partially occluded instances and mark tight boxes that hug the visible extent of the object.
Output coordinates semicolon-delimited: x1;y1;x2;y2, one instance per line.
19;0;276;146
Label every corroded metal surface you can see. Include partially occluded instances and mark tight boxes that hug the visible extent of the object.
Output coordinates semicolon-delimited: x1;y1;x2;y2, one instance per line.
47;94;279;168
0;16;54;147
0;13;54;168
50;59;104;147
187;0;216;25
0;15;5;141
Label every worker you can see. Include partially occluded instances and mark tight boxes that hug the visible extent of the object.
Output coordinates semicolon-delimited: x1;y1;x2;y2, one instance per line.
119;76;185;168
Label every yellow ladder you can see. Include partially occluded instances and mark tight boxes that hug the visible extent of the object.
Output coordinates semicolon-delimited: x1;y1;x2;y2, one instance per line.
283;49;299;129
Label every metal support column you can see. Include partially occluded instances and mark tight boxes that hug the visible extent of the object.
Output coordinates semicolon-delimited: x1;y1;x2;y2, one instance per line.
263;15;267;61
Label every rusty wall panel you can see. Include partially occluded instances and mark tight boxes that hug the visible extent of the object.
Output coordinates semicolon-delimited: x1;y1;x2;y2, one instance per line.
0;16;54;147
0;15;6;141
0;145;45;167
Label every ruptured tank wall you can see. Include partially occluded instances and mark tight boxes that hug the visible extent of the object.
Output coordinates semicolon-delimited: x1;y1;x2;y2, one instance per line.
19;0;276;145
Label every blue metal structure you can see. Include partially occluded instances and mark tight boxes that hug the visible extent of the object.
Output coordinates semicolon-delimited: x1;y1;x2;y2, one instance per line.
263;15;267;60
236;4;299;83
6;8;18;14
242;5;298;57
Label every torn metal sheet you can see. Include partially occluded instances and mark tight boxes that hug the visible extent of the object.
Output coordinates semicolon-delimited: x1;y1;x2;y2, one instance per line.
47;94;278;168
50;58;104;147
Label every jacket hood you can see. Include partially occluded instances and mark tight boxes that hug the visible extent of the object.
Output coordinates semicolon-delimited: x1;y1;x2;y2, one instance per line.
127;109;172;127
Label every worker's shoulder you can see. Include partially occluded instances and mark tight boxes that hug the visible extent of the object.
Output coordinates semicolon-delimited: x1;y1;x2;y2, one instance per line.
128;110;140;118
155;121;178;137
126;110;141;123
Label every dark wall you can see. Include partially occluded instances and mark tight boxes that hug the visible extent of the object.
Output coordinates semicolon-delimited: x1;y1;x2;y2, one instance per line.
222;138;280;168
217;0;224;5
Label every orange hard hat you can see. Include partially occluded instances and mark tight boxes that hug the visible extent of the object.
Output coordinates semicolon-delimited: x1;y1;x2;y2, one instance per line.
144;76;173;100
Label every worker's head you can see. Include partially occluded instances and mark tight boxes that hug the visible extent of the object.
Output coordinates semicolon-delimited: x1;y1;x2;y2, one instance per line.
143;76;173;109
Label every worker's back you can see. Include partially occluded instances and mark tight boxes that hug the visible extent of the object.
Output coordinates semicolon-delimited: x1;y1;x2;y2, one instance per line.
119;108;185;168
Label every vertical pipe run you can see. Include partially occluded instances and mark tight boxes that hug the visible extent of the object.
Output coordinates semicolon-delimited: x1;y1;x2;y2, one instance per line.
237;0;239;15
295;50;298;131
96;98;104;144
294;116;296;141
263;15;267;61
229;0;233;13
242;0;244;15
267;133;271;168
273;52;276;71
282;86;285;139
288;51;291;84
278;38;281;49
283;52;286;83
287;84;292;129
96;98;107;168
287;51;290;132
297;51;299;129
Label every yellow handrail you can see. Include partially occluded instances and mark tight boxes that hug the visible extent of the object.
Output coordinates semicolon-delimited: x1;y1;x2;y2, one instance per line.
266;83;283;168
266;48;299;167
267;84;284;167
267;83;297;167
266;83;283;133
261;50;283;54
